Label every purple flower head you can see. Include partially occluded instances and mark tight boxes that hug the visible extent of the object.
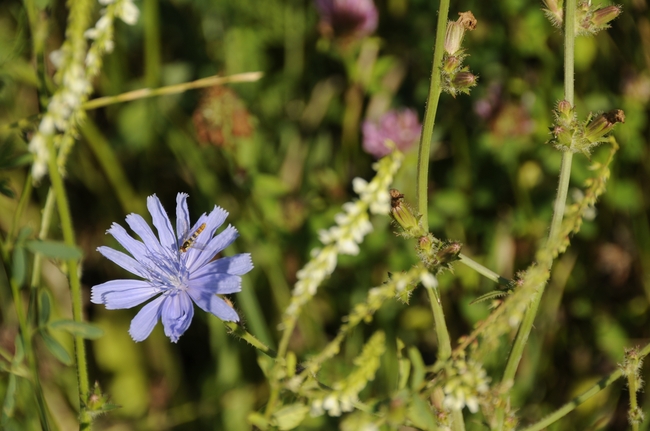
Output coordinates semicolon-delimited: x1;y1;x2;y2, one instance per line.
362;108;422;158
91;193;253;343
316;0;378;40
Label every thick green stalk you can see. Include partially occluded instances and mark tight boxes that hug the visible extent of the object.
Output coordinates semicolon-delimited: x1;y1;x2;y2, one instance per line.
416;2;461;428
415;0;450;228
46;143;91;430
498;0;577;426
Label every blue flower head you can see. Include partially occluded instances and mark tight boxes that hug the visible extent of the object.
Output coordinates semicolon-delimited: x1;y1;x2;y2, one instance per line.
91;193;253;342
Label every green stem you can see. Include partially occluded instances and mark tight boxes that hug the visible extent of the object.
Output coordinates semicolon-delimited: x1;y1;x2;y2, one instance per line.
7;174;33;250
46;142;91;430
628;369;640;431
426;285;451;361
458;253;512;286
498;0;577;426
415;0;450;229
82;72;263;110
425;284;466;431
223;322;277;359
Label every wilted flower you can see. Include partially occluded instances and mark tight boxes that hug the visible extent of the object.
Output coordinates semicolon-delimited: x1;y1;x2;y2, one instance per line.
192;86;253;148
362;109;422;158
91;193;253;342
315;0;378;40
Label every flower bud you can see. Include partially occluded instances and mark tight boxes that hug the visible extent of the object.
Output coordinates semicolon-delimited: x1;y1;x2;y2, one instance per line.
444;11;476;55
443;55;461;74
444;22;465;55
556;100;573;121
390;192;421;235
436;242;462;265
584;109;625;143
418;235;434;256
542;0;563;27
591;5;622;28
452;71;478;94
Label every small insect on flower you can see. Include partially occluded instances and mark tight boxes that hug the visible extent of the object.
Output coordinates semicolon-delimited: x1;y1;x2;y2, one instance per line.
179;222;206;252
91;193;253;343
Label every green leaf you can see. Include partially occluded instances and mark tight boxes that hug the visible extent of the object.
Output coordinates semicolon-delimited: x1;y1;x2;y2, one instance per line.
25;240;83;260
40;331;72;365
470;289;511;305
248;412;270;430
272;403;310;430
38;289;52;326
0;179;15;198
407;395;437;431
2;373;17;417
48;320;104;339
397;357;411;391
11;246;25;286
408;346;425;391
13;335;24;364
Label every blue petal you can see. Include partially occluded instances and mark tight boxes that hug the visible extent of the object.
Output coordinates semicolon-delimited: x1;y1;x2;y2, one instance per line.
91;279;156;308
192;254;253;278
175;193;191;241
106;223;147;261
97;246;149;278
188;273;242;294
187;289;239;322
129;295;165;342
188;225;238;271
125;213;166;256
160;292;194;342
147;194;176;251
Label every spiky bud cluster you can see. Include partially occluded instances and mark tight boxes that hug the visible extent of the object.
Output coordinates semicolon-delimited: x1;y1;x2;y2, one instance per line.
543;0;622;36
547;101;624;156
389;190;463;273
441;11;478;97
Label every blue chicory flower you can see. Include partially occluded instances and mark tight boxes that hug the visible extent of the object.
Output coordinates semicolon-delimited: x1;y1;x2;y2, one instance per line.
91;193;253;343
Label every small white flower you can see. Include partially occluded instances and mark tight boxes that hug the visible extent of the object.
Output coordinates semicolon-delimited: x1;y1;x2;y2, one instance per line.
49;49;64;69
117;0;140;25
421;271;438;289
28;133;49;182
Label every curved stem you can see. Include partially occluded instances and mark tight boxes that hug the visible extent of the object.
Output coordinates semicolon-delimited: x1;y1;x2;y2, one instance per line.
82;72;263;110
416;0;450;229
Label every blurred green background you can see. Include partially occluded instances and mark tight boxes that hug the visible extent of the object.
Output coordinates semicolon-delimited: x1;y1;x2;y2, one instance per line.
1;0;649;429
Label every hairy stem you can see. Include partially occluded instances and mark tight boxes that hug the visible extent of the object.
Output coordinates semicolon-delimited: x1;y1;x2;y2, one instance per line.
416;0;450;228
498;0;577;425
